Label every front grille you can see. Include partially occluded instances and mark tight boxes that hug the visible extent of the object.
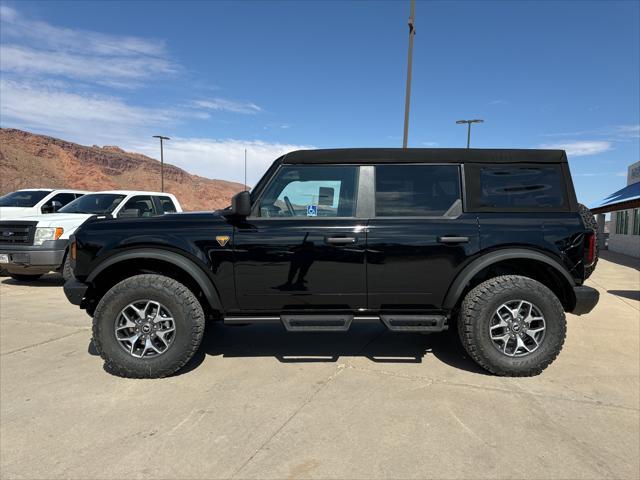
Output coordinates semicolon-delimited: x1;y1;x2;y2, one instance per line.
0;221;37;245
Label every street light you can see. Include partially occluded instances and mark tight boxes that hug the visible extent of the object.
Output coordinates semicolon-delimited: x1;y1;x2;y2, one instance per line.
456;119;483;148
152;135;170;192
402;0;416;149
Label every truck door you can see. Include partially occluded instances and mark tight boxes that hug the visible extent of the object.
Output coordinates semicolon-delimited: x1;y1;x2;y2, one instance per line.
366;164;480;311
233;164;367;313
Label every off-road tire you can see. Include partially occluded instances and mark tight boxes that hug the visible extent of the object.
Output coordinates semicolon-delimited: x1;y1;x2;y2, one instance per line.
62;255;73;281
9;273;43;282
458;275;566;376
578;203;599;279
92;274;205;378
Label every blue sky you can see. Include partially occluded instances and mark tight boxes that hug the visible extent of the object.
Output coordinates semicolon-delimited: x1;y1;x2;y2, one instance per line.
1;1;638;205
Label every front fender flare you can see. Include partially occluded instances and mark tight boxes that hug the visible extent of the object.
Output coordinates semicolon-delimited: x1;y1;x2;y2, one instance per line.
87;248;223;311
442;248;576;310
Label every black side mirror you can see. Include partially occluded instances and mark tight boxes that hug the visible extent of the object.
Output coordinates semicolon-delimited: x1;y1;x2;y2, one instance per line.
118;208;140;218
230;191;251;217
41;200;62;213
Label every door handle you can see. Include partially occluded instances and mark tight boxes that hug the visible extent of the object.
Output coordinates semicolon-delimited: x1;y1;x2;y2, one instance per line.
438;236;469;244
325;236;356;245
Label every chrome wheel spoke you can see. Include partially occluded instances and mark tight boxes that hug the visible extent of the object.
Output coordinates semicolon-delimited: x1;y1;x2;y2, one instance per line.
115;300;175;359
489;299;546;358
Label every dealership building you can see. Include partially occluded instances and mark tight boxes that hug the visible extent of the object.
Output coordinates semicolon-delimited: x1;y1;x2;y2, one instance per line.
590;160;640;258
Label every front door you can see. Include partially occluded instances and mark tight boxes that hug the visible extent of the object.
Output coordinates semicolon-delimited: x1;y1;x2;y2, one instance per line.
233;164;366;313
366;164;480;310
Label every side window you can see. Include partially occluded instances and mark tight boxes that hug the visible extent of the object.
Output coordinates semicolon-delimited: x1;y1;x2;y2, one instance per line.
375;165;461;217
48;193;76;207
118;196;157;218
466;164;568;211
42;192;77;212
257;165;358;217
158;196;177;213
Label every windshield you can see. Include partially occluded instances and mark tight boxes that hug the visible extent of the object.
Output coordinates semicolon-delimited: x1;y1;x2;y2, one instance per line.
0;190;50;207
59;194;126;214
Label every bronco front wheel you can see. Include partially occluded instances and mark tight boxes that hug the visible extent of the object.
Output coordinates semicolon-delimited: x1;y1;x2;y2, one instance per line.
92;274;205;378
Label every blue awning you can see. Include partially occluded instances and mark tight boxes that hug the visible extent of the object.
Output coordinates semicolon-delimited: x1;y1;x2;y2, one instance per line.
589;182;640;211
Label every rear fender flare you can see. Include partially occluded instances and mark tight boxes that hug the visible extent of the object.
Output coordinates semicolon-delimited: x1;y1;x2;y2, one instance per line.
87;248;222;311
443;248;576;310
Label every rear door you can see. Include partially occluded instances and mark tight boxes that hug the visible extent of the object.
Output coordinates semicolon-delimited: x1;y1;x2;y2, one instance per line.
366;164;480;310
233;164;367;313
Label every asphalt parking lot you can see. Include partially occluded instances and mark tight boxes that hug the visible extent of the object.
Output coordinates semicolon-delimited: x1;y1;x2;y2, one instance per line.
1;251;638;480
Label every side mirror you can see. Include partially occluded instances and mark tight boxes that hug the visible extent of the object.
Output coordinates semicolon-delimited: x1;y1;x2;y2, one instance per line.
230;191;251;217
41;200;62;214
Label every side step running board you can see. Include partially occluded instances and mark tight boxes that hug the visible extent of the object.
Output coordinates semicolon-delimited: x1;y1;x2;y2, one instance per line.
380;315;447;332
281;314;353;332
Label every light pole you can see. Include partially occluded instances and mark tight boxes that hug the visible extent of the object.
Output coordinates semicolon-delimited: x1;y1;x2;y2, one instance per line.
456;119;483;148
152;135;170;192
402;0;416;149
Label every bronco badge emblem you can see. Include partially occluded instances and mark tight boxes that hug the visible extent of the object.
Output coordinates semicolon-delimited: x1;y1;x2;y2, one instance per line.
216;235;230;247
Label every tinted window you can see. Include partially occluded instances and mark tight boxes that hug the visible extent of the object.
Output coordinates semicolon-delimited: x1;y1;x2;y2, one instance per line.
0;190;49;207
158;196;177;213
119;196;158;218
468;164;567;211
258;165;358;217
375;165;461;217
48;193;77;207
59;194;126;214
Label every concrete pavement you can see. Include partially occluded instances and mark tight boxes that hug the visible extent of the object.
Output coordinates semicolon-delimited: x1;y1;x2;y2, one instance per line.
1;251;638;479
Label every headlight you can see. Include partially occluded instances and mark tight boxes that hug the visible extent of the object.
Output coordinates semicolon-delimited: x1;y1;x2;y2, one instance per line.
34;227;64;245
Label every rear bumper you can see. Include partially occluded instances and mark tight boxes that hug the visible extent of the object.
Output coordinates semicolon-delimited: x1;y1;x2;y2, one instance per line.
64;278;88;306
571;285;599;315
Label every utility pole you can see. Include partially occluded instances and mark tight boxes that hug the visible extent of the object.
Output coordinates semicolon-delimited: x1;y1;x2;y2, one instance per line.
244;149;247;191
402;0;416;149
455;119;483;148
152;135;170;192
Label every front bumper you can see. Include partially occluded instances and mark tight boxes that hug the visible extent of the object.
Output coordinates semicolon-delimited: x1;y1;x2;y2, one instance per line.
64;278;88;306
571;285;599;315
0;240;67;274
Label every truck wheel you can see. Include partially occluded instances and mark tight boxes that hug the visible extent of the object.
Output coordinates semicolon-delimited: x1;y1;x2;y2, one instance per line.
92;274;205;378
62;255;73;281
9;273;43;282
457;275;566;376
578;203;599;279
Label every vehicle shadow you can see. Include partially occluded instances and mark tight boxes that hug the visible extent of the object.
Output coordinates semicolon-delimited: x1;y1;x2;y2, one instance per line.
608;290;640;301
0;273;65;287
177;321;488;376
599;250;640;271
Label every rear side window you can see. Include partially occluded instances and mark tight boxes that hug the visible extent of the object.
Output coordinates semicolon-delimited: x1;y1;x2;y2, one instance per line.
375;165;461;217
158;196;177;213
466;164;568;212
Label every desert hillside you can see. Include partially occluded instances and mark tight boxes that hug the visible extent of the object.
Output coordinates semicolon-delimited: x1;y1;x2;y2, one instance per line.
0;128;244;211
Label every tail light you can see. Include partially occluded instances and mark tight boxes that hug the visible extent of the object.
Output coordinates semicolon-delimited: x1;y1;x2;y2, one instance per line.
584;230;596;267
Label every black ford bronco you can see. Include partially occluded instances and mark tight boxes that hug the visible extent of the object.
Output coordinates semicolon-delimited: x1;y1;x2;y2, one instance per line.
64;148;599;378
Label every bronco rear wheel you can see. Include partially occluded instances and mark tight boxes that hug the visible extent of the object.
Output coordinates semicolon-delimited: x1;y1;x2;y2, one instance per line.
92;274;205;378
458;275;566;376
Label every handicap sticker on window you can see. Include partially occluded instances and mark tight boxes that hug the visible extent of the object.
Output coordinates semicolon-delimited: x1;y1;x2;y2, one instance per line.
306;205;318;217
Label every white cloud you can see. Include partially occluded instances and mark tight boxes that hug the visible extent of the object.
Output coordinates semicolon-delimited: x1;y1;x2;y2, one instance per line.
539;141;612;157
542;124;640;140
421;141;439;147
131;138;313;185
0;5;176;87
193;98;262;115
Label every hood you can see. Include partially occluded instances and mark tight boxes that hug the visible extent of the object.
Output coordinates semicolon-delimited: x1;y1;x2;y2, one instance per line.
0;207;37;220
14;213;95;238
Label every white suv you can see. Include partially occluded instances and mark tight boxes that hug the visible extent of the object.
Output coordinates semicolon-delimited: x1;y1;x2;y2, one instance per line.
0;189;88;220
0;191;182;281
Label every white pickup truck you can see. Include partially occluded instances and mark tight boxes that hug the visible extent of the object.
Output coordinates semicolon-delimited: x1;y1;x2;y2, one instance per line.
0;189;88;220
0;191;182;281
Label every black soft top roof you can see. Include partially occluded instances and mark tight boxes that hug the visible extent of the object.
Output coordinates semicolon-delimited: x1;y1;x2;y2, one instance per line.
281;148;567;165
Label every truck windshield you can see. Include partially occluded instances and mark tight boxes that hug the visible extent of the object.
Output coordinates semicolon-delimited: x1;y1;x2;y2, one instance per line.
59;194;126;214
0;190;50;207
